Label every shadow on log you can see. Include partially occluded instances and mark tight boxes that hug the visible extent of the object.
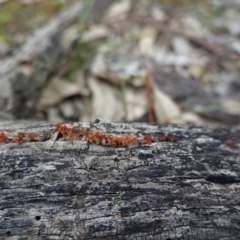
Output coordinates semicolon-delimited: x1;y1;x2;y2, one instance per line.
0;119;240;239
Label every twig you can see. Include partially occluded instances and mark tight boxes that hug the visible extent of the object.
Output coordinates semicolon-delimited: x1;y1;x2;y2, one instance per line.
133;16;236;60
145;65;155;124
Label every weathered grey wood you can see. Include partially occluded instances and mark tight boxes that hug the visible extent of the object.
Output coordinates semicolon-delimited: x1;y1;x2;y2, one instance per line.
0;119;240;240
0;2;84;119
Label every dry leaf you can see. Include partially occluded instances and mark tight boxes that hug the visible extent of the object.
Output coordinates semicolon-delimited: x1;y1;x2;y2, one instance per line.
37;77;81;109
153;87;181;122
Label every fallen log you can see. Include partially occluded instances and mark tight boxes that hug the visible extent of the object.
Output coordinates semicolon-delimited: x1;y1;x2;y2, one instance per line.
0;119;240;239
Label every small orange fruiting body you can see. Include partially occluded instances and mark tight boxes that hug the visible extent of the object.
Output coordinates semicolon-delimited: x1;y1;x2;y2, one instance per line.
68;126;80;139
14;131;25;144
159;135;175;143
27;133;37;142
226;140;238;150
0;123;180;146
143;135;155;144
0;132;8;143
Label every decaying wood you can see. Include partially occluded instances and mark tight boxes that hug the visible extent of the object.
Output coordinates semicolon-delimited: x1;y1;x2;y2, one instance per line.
0;119;240;239
0;2;84;119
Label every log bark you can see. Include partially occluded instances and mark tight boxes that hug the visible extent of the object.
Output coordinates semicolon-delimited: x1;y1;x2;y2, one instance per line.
0;119;240;240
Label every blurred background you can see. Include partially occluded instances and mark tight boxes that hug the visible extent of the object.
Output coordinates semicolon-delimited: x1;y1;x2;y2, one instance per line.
0;0;240;126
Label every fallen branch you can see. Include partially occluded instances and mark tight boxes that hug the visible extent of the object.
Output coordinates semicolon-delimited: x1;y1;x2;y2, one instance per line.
133;16;236;60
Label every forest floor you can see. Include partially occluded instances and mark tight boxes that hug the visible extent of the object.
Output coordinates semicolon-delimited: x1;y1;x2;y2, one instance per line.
0;0;240;126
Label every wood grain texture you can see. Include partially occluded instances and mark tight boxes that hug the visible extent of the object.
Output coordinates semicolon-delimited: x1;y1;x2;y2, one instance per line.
0;119;240;239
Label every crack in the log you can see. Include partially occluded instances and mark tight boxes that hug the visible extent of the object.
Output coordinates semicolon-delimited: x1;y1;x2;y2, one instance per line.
1;185;42;190
78;192;119;196
73;167;90;171
175;177;206;181
205;175;240;184
2;193;78;202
